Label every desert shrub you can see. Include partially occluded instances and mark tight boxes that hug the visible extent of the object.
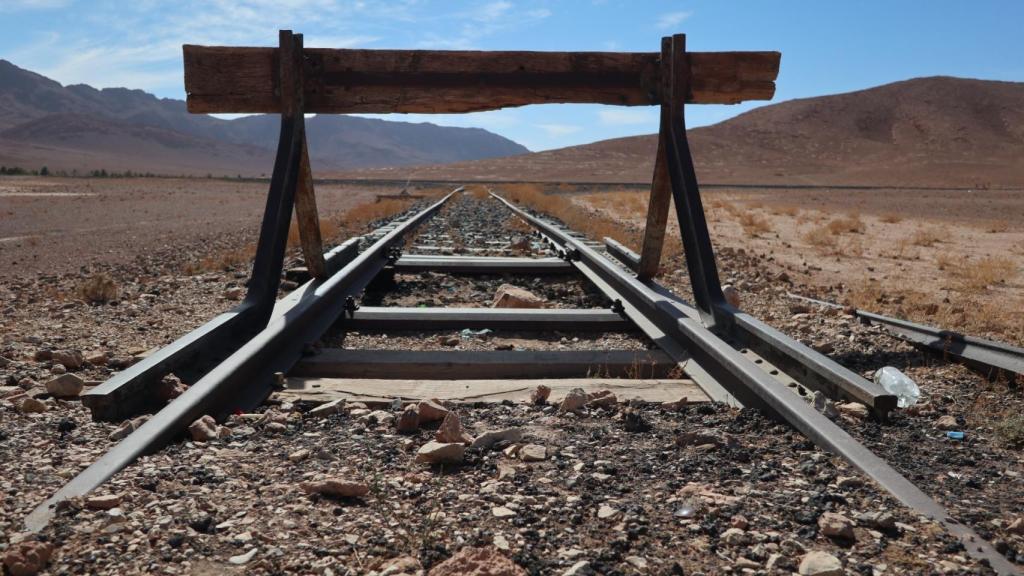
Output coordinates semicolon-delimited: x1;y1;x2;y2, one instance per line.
953;255;1016;292
79;273;119;304
995;414;1024;448
825;214;866;235
737;211;771;237
802;225;837;249
911;227;944;247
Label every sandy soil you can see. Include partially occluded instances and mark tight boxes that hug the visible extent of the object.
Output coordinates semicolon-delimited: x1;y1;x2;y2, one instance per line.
0;176;387;278
572;186;1024;346
1;182;1021;575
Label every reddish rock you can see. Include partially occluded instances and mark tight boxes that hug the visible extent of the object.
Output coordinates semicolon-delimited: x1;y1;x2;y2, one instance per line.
436;411;473;444
529;385;551;405
418;399;449;423
45;373;84;398
559;388;588;414
397;404;420;434
492;284;545;309
299;478;369;498
3;541;53;576
51;349;84;370
188;415;220;442
427;546;526;576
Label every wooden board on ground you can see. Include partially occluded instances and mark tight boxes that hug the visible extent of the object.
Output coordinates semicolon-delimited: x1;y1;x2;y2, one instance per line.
291;349;676;379
278;377;707;405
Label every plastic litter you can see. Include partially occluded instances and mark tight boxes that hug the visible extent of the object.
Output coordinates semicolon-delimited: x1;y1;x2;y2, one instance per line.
946;431;965;440
460;328;493;340
873;366;920;408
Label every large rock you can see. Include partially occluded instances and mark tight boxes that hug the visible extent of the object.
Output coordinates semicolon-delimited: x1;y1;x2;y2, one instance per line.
436;411;473;444
519;444;547;462
51;349;84;370
85;494;123;510
188;415;221;442
299;478;369;498
818;512;855;540
416;441;465;465
17;397;47;414
45;373;84;398
798;551;843;576
559;388;588;414
397;404;420;434
3;540;53;576
492;284;546;309
470;428;524;451
427;546;526;576
381;555;425;576
418;399;449;423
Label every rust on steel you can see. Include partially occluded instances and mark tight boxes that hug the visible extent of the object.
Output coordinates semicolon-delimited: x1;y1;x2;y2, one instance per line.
183;46;780;113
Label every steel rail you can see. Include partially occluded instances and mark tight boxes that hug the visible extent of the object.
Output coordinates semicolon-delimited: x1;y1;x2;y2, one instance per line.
788;292;1024;380
25;191;456;532
493;192;1020;575
391;254;573;274
598;240;895;414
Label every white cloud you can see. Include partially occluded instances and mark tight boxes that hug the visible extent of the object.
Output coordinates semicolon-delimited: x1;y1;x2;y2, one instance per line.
656;10;692;29
597;108;658;126
473;1;513;22
537;123;582;136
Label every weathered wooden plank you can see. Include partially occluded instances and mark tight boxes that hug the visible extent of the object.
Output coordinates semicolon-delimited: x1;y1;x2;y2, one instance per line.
344;306;634;331
292;349;676;379
183;45;780;113
294;143;326;278
278;377;707;405
637;112;672;280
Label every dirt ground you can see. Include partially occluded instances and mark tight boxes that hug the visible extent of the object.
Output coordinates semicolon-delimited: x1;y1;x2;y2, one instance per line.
0;176;398;278
572;186;1024;347
1;178;1022;575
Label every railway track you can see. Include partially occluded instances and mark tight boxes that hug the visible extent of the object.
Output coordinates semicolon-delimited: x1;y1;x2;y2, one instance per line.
19;187;1019;574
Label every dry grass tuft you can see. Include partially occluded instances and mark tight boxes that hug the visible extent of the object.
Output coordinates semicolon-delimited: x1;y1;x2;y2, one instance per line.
79;273;119;304
737;211;772;237
951;255;1016;292
825;214;866;235
995;414;1024;448
911;227;944;247
802;225;837;250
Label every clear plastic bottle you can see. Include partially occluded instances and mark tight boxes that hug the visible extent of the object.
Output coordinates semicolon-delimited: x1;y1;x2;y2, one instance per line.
874;366;920;408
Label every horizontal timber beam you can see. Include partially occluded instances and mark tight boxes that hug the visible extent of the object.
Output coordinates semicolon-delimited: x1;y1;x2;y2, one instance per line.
292;349;676;379
344;306;634;331
184;45;780;113
280;377;707;405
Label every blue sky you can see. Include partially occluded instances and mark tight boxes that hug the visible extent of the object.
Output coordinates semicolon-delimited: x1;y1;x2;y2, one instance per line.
2;1;1023;151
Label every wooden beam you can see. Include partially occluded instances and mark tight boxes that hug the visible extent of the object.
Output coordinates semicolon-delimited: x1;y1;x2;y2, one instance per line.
344;306;635;331
279;377;708;405
292;349;676;379
294;143;327;278
634;36;675;280
183;45;780;113
280;32;327;279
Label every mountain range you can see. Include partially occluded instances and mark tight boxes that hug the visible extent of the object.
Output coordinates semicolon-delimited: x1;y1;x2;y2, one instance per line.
2;60;1022;188
338;76;1024;188
0;59;528;176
